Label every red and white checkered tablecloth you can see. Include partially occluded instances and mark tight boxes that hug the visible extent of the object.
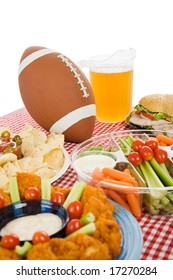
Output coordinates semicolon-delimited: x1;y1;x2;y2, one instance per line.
1;108;173;260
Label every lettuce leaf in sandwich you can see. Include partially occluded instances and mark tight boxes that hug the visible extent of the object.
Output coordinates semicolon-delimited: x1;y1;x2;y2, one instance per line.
135;104;173;122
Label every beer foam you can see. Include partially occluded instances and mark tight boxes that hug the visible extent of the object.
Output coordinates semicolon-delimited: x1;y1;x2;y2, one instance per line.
88;50;135;73
89;64;133;73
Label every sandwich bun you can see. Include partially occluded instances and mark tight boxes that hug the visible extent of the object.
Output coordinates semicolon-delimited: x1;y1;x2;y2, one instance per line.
139;94;173;117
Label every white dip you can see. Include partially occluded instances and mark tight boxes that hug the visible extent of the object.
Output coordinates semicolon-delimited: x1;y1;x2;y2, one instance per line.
73;155;116;173
0;213;63;241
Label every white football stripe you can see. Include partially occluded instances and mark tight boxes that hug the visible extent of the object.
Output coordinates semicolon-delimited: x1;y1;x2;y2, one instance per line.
50;104;96;133
18;48;55;75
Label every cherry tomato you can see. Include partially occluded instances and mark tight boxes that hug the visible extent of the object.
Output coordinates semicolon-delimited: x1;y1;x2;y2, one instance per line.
139;146;154;160
154;148;168;163
67;201;83;219
32;231;50;245
128;152;142;166
65;219;83;236
131;139;145;152
25;187;40;200
1;234;20;250
145;139;158;151
51;191;65;205
0;194;5;208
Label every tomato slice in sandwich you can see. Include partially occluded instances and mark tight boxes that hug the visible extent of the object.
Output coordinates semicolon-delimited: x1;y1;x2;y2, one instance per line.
141;112;156;120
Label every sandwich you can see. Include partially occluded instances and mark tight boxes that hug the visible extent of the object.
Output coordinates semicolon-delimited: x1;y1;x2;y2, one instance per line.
128;94;173;131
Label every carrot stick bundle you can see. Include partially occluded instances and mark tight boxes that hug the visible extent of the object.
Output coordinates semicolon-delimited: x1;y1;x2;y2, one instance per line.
108;189;131;212
156;133;173;146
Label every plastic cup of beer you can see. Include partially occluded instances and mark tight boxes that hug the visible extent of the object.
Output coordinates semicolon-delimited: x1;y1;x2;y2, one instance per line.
80;49;136;123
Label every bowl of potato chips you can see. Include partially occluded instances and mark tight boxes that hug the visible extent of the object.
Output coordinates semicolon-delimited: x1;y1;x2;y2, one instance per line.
0;124;70;192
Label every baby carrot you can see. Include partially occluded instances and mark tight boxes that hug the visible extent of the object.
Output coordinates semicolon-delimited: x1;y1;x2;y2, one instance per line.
159;141;167;146
126;193;142;218
120;176;137;184
123;168;131;175
102;167;133;181
156;133;173;146
131;180;139;187
92;167;105;181
101;178;134;194
108;190;131;212
103;178;133;186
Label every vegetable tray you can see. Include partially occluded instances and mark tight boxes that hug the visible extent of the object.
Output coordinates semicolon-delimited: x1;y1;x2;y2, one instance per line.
72;130;173;216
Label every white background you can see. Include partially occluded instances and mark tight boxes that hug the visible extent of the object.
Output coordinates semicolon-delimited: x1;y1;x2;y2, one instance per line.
1;0;173;117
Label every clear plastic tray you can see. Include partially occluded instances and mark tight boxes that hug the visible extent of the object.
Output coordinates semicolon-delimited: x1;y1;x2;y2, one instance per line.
72;130;173;216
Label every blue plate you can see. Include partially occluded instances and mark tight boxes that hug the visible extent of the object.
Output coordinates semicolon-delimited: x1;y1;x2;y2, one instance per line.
112;201;143;260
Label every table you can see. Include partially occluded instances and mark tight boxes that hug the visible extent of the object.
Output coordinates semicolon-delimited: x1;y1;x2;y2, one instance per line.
1;108;173;260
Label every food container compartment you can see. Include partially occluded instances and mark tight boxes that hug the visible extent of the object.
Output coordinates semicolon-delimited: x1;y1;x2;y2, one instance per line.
72;130;173;216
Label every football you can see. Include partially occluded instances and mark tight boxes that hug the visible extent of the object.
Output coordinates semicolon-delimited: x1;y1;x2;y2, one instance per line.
18;46;96;143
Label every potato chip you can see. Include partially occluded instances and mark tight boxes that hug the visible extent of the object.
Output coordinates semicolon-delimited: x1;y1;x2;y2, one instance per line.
18;156;46;173
46;132;64;148
19;124;47;144
3;161;21;178
31;129;47;145
0;153;17;166
34;167;56;179
0;167;9;187
21;136;41;157
43;148;64;170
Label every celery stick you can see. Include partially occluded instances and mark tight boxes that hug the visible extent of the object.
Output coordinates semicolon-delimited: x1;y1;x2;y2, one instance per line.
160;196;170;206
119;138;131;149
135;165;145;180
80;212;95;225
150;158;173;186
152;199;164;209
160;163;171;178
41;179;51;200
9;177;20;203
166;192;173;202
127;133;135;145
15;241;32;257
162;203;173;214
65;222;96;239
63;181;86;209
140;160;166;200
143;197;160;214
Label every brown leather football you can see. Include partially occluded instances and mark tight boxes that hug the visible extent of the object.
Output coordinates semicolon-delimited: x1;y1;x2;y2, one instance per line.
18;46;96;143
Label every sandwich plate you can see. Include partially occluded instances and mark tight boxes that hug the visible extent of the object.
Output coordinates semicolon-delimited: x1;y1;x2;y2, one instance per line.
113;201;143;260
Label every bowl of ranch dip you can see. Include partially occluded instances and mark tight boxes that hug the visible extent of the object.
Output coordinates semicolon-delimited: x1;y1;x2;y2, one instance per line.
0;200;69;241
